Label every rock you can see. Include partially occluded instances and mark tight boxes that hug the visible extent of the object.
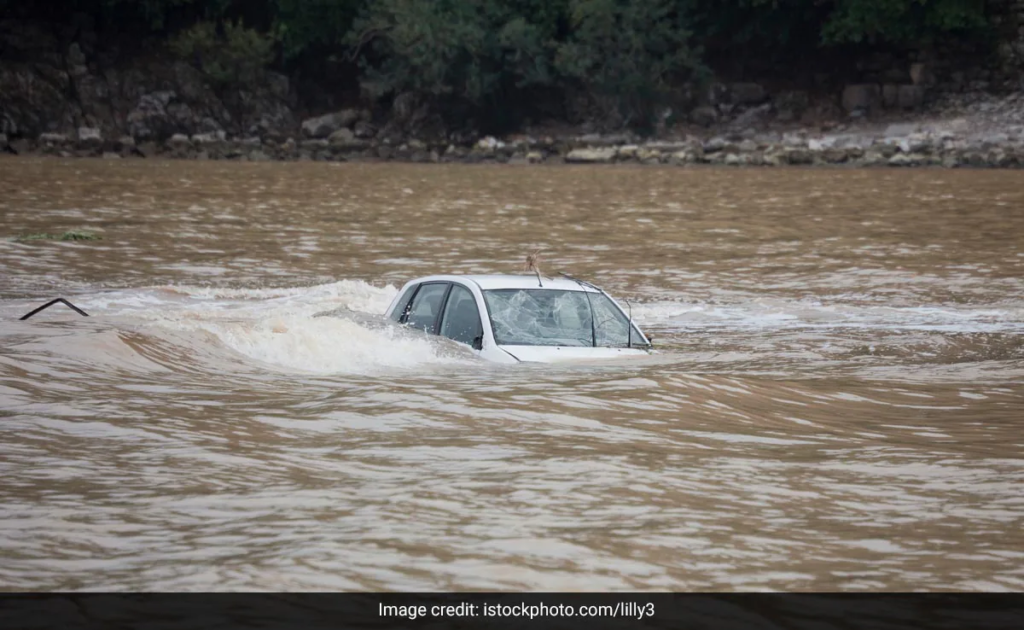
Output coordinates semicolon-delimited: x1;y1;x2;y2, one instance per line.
860;150;886;167
301;109;362;138
101;151;121;159
266;72;290;100
690;105;718;127
0;133;7;150
821;148;849;164
724;153;741;166
730;83;767;105
882;84;900;109
706;82;730;106
192;131;226;144
127;91;179;141
616;145;639;160
116;136;136;151
667;150;695;165
782;132;808;148
730;104;772;129
168;133;190;146
905;133;933;154
526;151;544;164
392;92;419;122
9;138;33;155
773;91;810;122
39;132;68;145
354;120;377;139
841;84;880;113
888;153;919;167
637;148;662;164
703;137;727;153
565;147;617;163
76;127;102;148
328;128;356;146
898;85;924;110
784;148;815;165
910;62;933;86
808;137;835;151
884;123;920;138
474;136;505;154
136;141;159;158
762;148;784;166
301;139;329;151
248;150;270;162
738;139;758;153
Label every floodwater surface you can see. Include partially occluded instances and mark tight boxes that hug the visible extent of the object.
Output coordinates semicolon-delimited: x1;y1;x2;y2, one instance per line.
0;157;1022;591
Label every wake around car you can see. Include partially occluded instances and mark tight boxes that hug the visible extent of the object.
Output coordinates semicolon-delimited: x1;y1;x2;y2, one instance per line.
384;274;652;363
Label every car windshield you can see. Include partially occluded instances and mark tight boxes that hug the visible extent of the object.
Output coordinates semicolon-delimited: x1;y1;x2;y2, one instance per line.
482;289;647;348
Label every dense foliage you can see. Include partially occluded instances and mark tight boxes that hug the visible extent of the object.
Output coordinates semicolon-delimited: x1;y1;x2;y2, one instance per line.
0;0;997;129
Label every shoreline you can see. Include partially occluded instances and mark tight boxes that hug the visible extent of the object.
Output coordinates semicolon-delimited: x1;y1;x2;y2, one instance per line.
4;134;1022;168
6;97;1023;169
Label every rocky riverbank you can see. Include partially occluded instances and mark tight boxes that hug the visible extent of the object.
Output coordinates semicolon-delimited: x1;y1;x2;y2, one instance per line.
4;90;1024;168
3;9;1024;169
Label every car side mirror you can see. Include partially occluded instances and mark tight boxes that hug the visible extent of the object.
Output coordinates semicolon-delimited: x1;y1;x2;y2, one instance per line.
472;335;483;351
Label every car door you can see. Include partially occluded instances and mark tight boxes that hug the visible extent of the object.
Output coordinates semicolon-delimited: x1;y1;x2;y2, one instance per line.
401;282;450;334
438;283;484;349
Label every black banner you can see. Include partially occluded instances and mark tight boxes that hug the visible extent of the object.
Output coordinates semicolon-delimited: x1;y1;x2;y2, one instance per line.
1;594;1022;630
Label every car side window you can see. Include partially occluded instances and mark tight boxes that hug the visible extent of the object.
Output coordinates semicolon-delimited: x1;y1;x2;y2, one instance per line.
390;285;419;323
403;283;448;334
439;285;483;347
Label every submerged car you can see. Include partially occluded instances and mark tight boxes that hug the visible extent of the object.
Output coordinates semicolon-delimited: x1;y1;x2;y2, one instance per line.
384;274;652;363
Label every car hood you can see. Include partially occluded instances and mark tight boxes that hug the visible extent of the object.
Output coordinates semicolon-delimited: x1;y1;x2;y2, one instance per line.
498;345;651;363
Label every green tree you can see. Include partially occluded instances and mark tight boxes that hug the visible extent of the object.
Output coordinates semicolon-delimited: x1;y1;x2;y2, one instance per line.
272;0;366;59
347;0;567;128
170;19;276;88
555;0;701;126
819;0;988;44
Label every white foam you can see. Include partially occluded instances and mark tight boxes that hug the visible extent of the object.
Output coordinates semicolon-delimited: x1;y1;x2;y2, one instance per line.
633;298;1024;334
10;280;472;375
193;314;467;374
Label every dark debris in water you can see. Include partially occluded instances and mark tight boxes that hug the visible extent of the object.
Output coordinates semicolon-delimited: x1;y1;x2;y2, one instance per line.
10;230;102;242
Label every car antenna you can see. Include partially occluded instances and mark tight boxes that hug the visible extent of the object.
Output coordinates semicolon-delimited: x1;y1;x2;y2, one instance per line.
523;249;543;287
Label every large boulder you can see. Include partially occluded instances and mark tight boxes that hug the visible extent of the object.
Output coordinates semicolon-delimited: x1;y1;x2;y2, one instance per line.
328;127;368;150
301;109;362;138
898;85;924;110
76;127;102;148
841;84;881;114
565;147;617;163
328;128;355;145
730;83;767;105
690;105;718;127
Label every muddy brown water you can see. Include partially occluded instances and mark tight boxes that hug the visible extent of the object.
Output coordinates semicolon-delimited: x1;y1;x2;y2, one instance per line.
0;157;1022;591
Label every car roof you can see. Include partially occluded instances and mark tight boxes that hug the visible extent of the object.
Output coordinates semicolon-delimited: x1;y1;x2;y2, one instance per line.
406;274;601;292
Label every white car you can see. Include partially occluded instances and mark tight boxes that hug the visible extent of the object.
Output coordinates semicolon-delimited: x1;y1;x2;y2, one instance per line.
384;274;652;363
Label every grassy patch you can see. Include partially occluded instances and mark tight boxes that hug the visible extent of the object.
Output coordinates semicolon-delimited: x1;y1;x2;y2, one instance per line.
10;230;102;242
